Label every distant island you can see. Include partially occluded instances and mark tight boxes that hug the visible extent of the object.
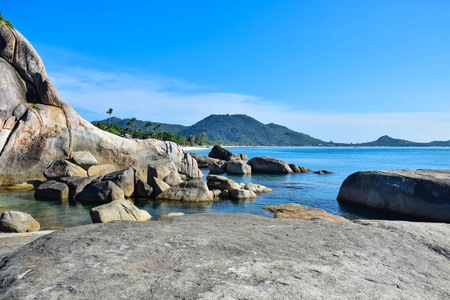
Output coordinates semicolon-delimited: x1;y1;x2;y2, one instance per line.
94;114;450;147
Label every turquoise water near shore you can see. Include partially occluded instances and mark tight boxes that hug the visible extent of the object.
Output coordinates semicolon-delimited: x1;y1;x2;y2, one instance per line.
1;147;449;229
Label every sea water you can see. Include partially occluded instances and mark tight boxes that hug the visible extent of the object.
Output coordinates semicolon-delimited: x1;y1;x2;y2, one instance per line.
1;147;449;229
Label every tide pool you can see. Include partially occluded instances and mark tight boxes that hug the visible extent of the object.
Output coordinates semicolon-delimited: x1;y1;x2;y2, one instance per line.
1;147;449;229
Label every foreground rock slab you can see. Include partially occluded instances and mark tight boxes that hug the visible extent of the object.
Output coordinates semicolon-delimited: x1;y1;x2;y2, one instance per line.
0;213;449;299
337;169;450;222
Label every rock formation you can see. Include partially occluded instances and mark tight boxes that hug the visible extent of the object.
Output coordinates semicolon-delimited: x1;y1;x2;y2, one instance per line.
0;213;449;298
337;169;450;222
0;23;201;186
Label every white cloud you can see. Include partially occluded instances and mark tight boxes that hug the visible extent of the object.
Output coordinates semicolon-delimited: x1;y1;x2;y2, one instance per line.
49;67;450;144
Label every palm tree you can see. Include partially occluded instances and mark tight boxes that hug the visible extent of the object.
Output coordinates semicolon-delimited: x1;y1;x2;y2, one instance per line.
130;117;137;131
145;122;152;131
106;108;113;127
126;120;132;133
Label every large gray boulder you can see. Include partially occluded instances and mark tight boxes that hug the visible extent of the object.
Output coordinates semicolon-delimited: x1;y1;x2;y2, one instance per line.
189;152;220;168
221;189;257;200
337;169;450;222
206;174;241;190
90;199;151;223
34;180;69;201
148;177;171;198
0;211;40;233
248;156;293;174
71;150;98;170
156;181;214;202
208;145;240;161
0;214;449;299
0;23;202;185
226;160;251;174
76;181;124;204
43;160;87;180
102;167;135;198
208;160;227;174
65;176;101;200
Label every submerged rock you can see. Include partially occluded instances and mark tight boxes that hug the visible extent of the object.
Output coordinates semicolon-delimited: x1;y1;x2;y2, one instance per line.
337;169;450;222
289;164;311;173
248;156;293;174
0;211;40;233
314;170;334;174
263;204;348;222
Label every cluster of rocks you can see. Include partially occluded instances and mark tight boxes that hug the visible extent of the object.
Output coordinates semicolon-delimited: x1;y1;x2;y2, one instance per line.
207;175;273;200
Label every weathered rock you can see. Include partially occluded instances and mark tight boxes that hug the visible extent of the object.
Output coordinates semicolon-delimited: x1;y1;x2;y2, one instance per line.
314;170;334;174
289;163;312;173
102;167;135;198
248;156;293;174
222;189;257;200
243;183;273;193
239;153;248;161
189;152;220;168
147;160;178;180
90;199;151;223
209;145;234;160
155;212;185;219
2;214;447;299
65;176;101;200
226;160;252;174
163;172;183;186
0;25;201;185
208;160;227;174
263;204;348;222
148;177;170;197
34;180;69;200
337;169;450;222
210;189;222;198
156;181;213;202
71;150;98;170
206;174;241;190
0;211;40;233
87;164;118;176
76;181;124;204
5;182;34;190
43;160;87;180
134;179;153;198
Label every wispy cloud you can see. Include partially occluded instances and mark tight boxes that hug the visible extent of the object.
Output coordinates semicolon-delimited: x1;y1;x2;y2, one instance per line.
48;66;450;143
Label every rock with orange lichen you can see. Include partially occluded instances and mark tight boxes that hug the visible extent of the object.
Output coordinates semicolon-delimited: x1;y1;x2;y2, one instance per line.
263;203;348;222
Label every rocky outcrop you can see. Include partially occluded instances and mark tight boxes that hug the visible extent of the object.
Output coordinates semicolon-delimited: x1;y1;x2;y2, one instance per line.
156;181;213;202
0;211;40;233
206;175;241;190
0;24;201;185
263;204;348;222
226;160;251;174
34;180;69;201
208;145;240;161
337;169;450;222
248;156;293;174
243;183;273;193
43;160;87;180
189;152;220;168
90;199;151;223
0;213;449;299
314;170;334;174
289;164;311;173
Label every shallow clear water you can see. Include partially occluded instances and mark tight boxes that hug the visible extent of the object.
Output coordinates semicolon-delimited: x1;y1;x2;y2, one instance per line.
1;147;449;229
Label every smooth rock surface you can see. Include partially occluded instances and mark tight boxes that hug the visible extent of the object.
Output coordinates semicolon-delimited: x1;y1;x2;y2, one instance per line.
76;181;124;203
207;160;227;174
0;213;449;299
156;181;213;202
102;167;135;198
248;156;293;174
189;152;220;168
148;177;170;197
34;180;69;200
43;160;87;180
0;211;40;233
263;204;348;222
289;164;311;173
90;199;151;223
208;145;239;161
243;183;273;193
337;169;450;222
87;164;118;176
134;179;153;198
71;150;98;170
226;160;252;174
222;189;257;200
206;174;241;190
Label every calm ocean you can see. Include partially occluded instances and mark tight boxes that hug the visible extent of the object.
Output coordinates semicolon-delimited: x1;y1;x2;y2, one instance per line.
1;147;449;229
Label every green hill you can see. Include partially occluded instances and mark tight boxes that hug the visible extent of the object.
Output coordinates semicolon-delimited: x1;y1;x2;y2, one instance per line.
359;135;450;147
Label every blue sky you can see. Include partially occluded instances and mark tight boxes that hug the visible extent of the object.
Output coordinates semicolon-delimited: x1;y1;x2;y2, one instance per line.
2;0;450;142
